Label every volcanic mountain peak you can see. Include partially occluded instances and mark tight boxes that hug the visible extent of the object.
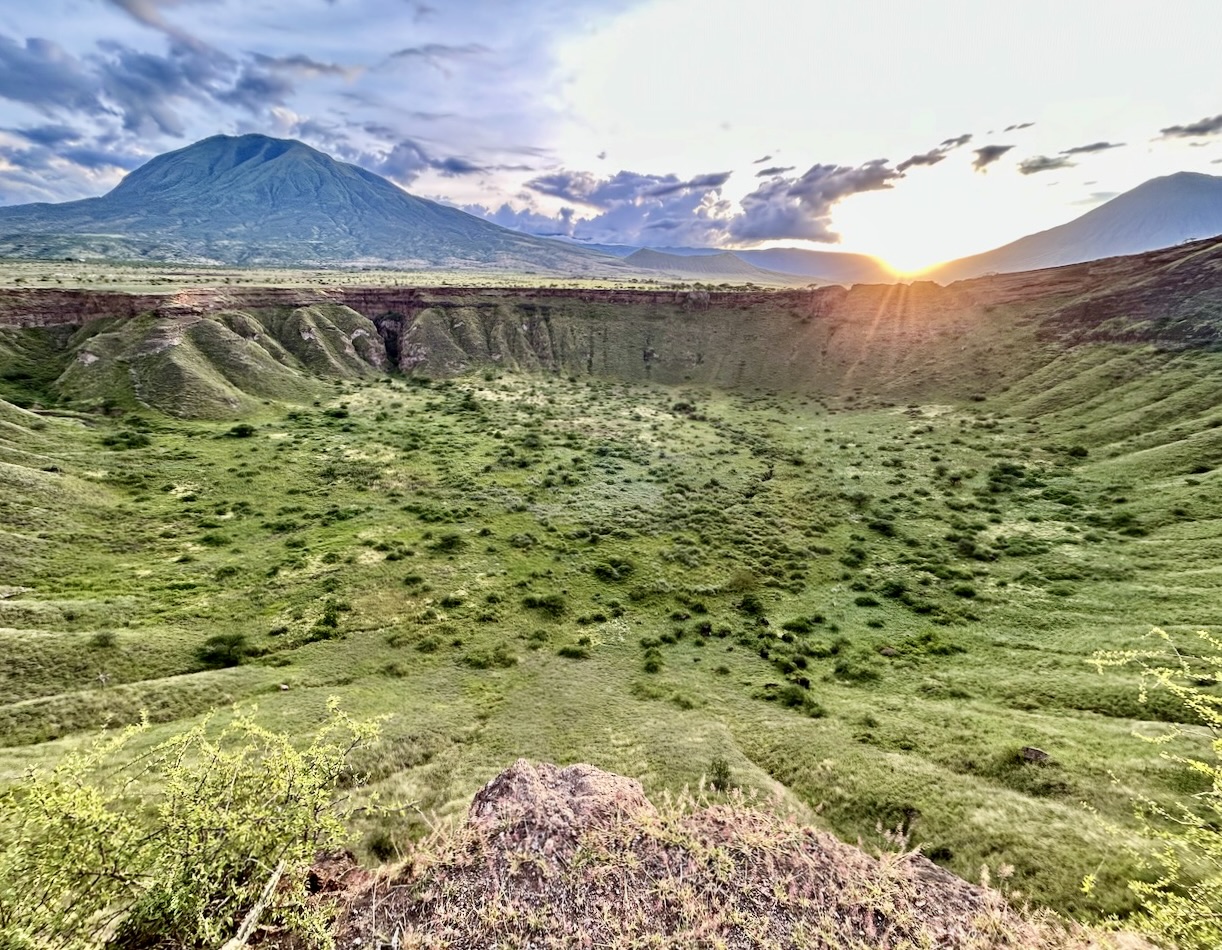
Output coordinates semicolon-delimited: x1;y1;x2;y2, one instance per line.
0;134;623;274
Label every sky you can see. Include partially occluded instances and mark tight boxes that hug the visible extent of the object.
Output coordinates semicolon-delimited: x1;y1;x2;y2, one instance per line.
1;0;1221;272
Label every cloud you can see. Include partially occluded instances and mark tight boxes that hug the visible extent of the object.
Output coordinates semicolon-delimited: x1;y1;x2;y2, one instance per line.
217;66;295;112
1003;121;1034;132
896;149;946;172
359;136;492;185
387;42;488;69
468;201;575;237
755;165;794;177
250;53;359;80
525;169;728;209
972;144;1014;172
729;159;899;243
1159;113;1222;138
91;40;231;135
103;0;212;51
524;169;600;204
1060;141;1124;154
7;124;83;147
752;154;772;163
1072;190;1119;205
896;131;974;172
1017;154;1075;175
510;164;735;245
647;171;731;196
0;37;102;116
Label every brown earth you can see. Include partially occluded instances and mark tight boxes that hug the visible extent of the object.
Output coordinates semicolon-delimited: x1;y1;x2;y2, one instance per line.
265;760;1145;950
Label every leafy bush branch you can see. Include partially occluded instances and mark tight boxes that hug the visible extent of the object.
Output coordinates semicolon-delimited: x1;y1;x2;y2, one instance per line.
1092;627;1221;950
0;698;381;950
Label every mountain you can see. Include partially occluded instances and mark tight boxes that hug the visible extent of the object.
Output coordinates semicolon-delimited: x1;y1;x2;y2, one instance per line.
573;242;895;284
929;171;1222;282
622;248;806;284
0;134;625;274
733;247;894;284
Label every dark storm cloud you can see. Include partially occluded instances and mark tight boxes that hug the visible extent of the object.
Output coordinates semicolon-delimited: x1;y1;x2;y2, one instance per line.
1017;154;1074;175
729;159;899;243
755;165;794;177
972;144;1014;171
1003;121;1034;132
0;37;101;116
1060;141;1124;154
1159;113;1222;138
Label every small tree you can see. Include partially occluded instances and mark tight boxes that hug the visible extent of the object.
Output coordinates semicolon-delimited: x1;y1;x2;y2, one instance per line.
0;699;380;949
1092;628;1222;950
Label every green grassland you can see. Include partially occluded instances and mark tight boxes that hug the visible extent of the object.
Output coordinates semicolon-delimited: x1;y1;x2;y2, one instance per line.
2;351;1220;923
0;259;728;293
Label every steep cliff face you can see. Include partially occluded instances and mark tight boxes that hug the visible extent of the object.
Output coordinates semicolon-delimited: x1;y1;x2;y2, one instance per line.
2;235;1222;416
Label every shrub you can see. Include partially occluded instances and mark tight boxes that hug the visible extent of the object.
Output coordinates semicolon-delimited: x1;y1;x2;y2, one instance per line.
708;755;734;791
462;644;517;669
195;632;251;669
1090;628;1222;950
430;532;465;553
0;700;378;949
522;593;567;618
592;557;636;582
88;630;117;650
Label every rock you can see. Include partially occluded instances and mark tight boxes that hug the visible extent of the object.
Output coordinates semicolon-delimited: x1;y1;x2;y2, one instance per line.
1020;746;1050;764
468;758;655;860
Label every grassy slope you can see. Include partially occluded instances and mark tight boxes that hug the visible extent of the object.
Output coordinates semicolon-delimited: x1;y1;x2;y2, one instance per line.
0;351;1218;921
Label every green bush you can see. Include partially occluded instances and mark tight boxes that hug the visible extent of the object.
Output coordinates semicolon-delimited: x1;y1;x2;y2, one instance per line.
195;632;252;668
1090;628;1222;950
522;593;567;618
0;700;379;949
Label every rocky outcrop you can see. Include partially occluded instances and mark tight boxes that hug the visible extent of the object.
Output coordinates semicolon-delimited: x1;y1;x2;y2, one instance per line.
324;760;1108;950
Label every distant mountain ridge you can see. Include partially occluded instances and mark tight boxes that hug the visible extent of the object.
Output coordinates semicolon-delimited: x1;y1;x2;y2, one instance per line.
0;134;624;274
622;248;806;283
929;171;1222;282
574;243;895;284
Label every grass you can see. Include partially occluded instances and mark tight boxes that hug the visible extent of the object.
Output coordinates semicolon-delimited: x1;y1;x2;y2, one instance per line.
0;346;1220;925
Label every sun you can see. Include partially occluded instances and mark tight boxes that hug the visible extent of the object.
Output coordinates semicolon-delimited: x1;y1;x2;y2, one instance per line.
871;255;942;280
